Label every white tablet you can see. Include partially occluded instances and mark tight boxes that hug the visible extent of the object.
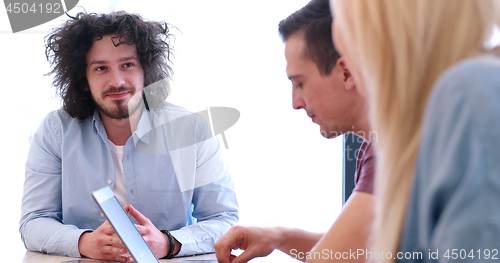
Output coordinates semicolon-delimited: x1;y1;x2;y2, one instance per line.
92;186;159;263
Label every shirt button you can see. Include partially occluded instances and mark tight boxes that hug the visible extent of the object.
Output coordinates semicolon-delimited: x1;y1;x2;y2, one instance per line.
107;179;112;184
101;212;105;217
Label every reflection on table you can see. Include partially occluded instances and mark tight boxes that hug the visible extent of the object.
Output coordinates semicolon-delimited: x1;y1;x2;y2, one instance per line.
21;251;217;263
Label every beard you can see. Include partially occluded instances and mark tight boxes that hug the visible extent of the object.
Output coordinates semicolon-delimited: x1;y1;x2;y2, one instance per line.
93;86;144;120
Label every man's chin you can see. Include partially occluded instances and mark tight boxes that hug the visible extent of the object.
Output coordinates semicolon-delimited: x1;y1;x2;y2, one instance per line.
96;101;130;119
97;97;143;120
100;108;130;120
320;128;342;139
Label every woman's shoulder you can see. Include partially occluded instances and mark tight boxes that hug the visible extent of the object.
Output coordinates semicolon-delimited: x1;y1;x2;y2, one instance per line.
428;54;500;111
422;53;500;143
434;54;500;94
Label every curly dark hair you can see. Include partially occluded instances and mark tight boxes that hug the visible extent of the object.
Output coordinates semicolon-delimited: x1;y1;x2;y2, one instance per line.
278;0;340;75
45;11;173;121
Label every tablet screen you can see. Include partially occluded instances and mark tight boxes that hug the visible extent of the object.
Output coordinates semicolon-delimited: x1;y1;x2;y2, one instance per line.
93;186;159;263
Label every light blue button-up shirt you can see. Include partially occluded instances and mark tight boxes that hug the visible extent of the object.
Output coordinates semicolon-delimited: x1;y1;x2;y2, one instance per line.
20;102;239;257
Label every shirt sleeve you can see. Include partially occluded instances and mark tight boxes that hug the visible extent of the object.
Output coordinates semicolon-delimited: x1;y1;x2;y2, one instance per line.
20;111;89;257
170;116;239;257
402;57;500;260
353;143;375;194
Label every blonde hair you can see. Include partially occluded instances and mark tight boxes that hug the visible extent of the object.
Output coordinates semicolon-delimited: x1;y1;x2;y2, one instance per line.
331;0;500;262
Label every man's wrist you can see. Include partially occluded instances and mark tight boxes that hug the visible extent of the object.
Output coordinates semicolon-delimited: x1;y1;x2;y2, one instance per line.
274;226;290;249
160;230;178;259
172;238;181;255
78;231;92;257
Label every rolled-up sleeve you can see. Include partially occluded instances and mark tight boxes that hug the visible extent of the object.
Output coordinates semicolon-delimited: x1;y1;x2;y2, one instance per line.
171;175;239;256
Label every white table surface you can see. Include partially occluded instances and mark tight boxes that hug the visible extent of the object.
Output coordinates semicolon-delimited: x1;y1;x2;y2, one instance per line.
17;249;295;263
21;251;217;263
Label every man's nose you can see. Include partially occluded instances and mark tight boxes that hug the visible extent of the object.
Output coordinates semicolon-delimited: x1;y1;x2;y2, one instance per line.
292;88;305;110
107;69;126;88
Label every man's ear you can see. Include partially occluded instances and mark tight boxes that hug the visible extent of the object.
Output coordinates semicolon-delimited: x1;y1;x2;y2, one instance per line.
337;57;356;91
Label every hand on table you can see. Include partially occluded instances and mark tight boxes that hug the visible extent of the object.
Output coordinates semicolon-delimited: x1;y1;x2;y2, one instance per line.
78;220;131;262
215;226;282;263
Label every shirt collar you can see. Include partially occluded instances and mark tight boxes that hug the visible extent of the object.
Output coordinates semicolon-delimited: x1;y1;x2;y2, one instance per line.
134;107;152;144
134;106;168;144
91;107;165;145
92;109;102;135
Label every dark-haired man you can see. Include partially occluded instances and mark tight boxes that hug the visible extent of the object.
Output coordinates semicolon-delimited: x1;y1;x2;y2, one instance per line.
214;0;374;262
20;11;238;262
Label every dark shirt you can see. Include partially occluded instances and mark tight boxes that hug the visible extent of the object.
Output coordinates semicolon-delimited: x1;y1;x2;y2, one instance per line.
353;141;375;194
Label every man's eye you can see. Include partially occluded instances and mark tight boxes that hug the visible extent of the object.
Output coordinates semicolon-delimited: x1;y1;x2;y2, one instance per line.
96;66;106;71
124;62;133;68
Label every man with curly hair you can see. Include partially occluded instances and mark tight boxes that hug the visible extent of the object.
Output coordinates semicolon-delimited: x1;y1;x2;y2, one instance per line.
20;11;238;262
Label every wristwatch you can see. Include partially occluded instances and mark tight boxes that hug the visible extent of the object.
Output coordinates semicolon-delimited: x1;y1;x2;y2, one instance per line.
160;229;176;259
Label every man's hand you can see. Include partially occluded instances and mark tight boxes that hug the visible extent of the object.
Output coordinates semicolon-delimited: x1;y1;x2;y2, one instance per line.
124;204;170;259
214;226;283;263
78;220;131;262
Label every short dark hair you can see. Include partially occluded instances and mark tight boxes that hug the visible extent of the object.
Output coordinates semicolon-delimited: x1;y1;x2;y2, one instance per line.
278;0;340;75
45;11;173;121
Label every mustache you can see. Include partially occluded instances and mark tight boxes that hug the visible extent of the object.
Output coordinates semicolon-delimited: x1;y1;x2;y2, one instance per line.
102;86;134;96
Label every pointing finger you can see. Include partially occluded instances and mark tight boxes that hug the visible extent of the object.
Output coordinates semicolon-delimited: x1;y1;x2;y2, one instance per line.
127;205;152;226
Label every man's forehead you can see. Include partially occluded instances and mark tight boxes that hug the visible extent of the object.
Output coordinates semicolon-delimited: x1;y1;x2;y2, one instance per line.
86;35;139;63
284;33;307;59
92;34;134;47
285;33;314;77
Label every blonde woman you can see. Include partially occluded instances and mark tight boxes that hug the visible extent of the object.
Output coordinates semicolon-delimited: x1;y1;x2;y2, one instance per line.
330;0;500;262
